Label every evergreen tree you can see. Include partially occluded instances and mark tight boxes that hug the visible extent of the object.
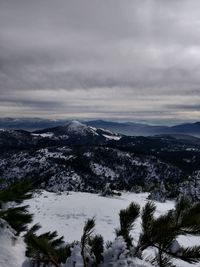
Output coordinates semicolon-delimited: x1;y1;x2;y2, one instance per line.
134;198;200;267
148;181;167;202
178;171;200;202
0;179;33;234
25;224;71;267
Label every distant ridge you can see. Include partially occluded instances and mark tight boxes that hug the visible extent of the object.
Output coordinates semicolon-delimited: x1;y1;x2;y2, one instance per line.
86;120;200;137
0;118;66;131
0;118;200;137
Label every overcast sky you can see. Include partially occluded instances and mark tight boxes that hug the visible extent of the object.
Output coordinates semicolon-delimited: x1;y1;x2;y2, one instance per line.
0;0;200;124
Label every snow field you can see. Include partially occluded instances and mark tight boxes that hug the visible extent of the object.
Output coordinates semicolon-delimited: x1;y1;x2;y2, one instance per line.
25;191;174;243
24;191;200;267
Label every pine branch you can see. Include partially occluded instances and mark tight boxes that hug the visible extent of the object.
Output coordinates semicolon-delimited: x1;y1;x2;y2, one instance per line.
142;201;156;231
89;234;104;266
56;245;71;264
175;201;200;237
179;246;200;264
150;213;177;247
81;218;95;246
25;229;70;267
150;253;176;267
0;206;33;234
81;218;96;267
51;236;65;248
0;181;33;205
117;202;140;248
174;197;191;226
136;201;156;254
27;223;41;234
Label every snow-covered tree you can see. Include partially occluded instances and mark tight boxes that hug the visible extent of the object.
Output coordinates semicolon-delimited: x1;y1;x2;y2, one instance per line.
148;181;167;203
179;170;200;202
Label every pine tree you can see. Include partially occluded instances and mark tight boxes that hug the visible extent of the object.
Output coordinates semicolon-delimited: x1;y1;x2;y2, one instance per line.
25;224;71;267
133;198;200;267
0;179;33;234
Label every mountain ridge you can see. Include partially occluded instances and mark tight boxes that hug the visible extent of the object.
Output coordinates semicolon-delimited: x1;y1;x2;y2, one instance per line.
0;121;200;199
1;118;200;137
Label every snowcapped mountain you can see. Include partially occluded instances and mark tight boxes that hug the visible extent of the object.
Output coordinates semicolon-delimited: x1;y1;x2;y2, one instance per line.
33;120;122;144
35;120;98;136
0;121;121;148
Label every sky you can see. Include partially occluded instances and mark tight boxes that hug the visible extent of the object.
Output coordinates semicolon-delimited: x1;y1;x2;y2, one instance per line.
0;0;200;125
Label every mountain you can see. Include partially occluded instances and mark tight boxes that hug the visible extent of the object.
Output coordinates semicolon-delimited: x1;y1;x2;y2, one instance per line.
0;118;200;137
34;120;121;145
170;122;200;136
1;121;200;198
85;120;168;136
0;121;122;148
0;117;66;131
1;118;200;137
86;120;200;137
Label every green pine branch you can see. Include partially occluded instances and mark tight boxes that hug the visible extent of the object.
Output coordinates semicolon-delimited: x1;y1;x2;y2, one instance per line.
81;218;96;267
116;202;140;248
179;246;200;264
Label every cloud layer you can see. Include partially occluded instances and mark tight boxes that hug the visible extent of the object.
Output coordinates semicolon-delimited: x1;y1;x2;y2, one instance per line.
0;0;200;124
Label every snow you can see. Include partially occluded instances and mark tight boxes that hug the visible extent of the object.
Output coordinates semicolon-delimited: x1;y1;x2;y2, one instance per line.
51;120;101;137
64;246;83;267
83;152;92;157
100;236;151;267
24;191;173;243
64;121;86;133
2;191;200;267
0;219;26;267
99;128;116;135
32;132;54;138
91;163;118;179
37;148;74;160
103;134;121;140
23;191;200;267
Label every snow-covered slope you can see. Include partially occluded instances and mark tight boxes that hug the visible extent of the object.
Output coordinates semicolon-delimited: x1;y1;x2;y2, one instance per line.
24;191;174;242
1;191;199;267
0;145;181;194
24;191;199;267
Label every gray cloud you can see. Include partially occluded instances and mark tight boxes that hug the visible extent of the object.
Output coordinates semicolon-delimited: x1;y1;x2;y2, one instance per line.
0;0;200;124
167;104;200;111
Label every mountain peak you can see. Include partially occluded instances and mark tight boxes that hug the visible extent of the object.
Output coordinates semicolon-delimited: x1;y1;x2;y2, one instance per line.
68;120;82;125
64;120;89;135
